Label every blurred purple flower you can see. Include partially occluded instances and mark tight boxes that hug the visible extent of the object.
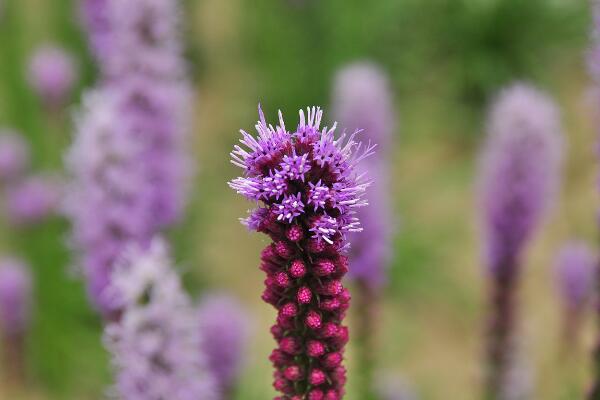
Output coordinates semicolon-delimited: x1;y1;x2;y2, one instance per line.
105;239;216;400
27;45;77;108
6;175;60;226
68;0;191;318
332;61;396;290
0;130;29;182
197;293;250;396
555;242;595;313
0;259;31;336
479;83;563;399
480;83;563;276
81;0;111;61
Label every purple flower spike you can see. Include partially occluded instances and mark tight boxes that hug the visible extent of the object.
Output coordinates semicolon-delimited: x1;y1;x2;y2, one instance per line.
229;105;374;399
105;239;216;400
0;130;29;183
332;61;396;290
0;259;32;336
480;84;563;276
479;83;563;400
27;45;77;108
80;0;111;61
198;293;250;396
6;175;60;227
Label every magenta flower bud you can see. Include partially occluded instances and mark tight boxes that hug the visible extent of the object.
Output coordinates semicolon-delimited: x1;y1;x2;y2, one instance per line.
6;175;60;226
307;340;326;357
309;369;327;386
0;131;29;182
297;286;312;304
27;45;77;108
323;352;343;369
308;389;324;400
229;106;373;398
289;259;306;278
0;259;32;336
197;293;249;396
314;259;336;276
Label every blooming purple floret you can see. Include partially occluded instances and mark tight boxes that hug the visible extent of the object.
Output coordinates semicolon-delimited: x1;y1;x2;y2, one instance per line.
198;293;250;396
229;106;373;399
332;62;396;289
104;239;216;400
27;45;77;108
555;242;595;313
480;84;562;276
6;175;60;226
0;259;32;336
0;130;29;183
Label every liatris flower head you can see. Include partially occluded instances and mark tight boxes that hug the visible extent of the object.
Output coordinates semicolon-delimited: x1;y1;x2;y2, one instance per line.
555;242;595;313
230;105;374;398
197;293;250;396
6;175;60;227
0;259;32;336
479;83;563;276
332;61;395;290
0;131;29;183
104;238;216;400
27;45;77;108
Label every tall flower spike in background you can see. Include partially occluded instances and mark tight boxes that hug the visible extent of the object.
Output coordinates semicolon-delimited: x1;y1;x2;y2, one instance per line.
104;238;216;400
198;293;250;398
0;259;32;387
332;61;396;399
67;0;191;318
554;242;595;352
229;105;374;399
479;83;562;400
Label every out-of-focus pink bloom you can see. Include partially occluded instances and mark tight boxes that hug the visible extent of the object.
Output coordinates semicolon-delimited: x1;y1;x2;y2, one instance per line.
6;175;60;226
27;45;77;108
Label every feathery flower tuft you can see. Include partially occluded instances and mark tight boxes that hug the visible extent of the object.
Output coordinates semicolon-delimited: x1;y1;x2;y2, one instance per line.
0;130;29;183
198;293;250;396
332;61;395;289
479;83;563;400
229;105;373;399
27;45;77;108
104;239;216;400
0;259;32;336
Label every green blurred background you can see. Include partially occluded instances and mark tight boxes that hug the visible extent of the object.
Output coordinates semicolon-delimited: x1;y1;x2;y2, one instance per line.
0;0;596;398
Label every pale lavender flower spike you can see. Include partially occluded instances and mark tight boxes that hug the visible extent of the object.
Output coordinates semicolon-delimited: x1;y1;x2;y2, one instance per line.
555;242;595;313
198;293;250;397
81;0;111;61
27;45;77;108
104;238;216;400
480;83;563;276
332;61;396;289
0;130;29;182
6;175;60;226
0;259;32;336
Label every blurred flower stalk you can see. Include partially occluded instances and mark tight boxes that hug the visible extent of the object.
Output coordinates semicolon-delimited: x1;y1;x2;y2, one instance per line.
332;61;396;399
479;84;563;399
